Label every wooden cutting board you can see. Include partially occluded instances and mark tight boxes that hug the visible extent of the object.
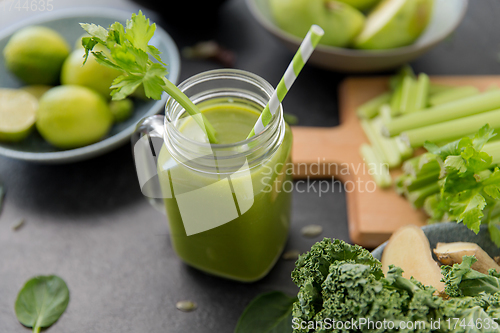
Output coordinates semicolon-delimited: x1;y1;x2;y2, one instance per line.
291;76;500;248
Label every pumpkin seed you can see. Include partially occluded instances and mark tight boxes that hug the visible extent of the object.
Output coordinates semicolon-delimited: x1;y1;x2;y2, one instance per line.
301;225;323;238
176;300;197;312
282;250;300;261
11;218;25;231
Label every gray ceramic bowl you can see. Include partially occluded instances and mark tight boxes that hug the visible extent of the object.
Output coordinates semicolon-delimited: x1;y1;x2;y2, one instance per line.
246;0;468;72
0;8;180;164
372;223;500;261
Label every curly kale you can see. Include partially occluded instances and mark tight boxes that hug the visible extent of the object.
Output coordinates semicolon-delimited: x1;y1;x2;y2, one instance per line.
441;256;500;297
291;240;500;333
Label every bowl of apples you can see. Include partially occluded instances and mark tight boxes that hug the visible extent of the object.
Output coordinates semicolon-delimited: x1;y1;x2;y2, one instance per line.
246;0;468;72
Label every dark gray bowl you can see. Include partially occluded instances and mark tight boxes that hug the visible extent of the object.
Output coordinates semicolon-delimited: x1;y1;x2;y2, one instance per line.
372;223;500;261
0;8;180;164
247;0;468;72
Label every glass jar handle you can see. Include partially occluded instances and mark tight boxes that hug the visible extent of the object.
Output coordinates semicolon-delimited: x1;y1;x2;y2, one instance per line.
131;115;166;214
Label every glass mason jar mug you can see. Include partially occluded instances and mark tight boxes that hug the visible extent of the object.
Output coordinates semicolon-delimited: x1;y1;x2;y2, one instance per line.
132;69;293;282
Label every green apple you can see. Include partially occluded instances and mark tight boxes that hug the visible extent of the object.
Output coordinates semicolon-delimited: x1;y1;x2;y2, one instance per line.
355;0;434;50
270;0;365;48
336;0;381;11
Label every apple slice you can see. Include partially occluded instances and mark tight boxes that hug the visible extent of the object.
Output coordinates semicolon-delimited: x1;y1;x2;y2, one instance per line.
355;0;434;50
270;0;365;48
381;225;445;291
337;0;381;11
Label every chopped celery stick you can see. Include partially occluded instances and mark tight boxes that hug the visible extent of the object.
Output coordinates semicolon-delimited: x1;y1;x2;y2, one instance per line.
379;104;392;124
395;175;408;194
356;92;391;119
400;76;417;114
379;103;414;162
361;119;387;164
402;108;500;148
484;141;500;165
361;117;401;167
394;137;413;160
428;86;480;106
417;153;441;171
390;84;403;116
402;153;441;178
415;73;430;110
388;67;414;116
372;117;402;167
404;172;440;192
389;65;415;90
429;84;454;95
402;156;420;176
359;144;392;188
384;90;500;137
406;182;440;208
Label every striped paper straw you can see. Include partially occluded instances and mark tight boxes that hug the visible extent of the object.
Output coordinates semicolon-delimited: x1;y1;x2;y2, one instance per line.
246;25;324;138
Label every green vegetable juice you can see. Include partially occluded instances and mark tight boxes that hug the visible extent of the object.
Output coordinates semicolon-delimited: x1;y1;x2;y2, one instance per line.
157;98;292;282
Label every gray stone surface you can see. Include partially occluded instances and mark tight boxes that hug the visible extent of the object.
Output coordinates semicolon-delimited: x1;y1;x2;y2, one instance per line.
0;0;499;332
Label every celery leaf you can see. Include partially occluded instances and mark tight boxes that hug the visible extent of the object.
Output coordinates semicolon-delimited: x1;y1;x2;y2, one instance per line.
80;10;168;100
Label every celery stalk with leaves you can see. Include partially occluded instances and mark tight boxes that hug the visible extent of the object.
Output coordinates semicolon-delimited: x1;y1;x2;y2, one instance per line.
396;125;500;246
80;11;218;143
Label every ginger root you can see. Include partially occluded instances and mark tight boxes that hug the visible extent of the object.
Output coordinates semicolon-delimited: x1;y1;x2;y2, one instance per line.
433;242;500;274
382;225;445;291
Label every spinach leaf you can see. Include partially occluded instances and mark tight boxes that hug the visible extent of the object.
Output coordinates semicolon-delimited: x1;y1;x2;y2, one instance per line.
235;291;296;333
15;275;70;333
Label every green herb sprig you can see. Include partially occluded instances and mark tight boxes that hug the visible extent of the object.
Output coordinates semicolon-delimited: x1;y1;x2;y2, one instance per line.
80;11;217;143
423;125;500;238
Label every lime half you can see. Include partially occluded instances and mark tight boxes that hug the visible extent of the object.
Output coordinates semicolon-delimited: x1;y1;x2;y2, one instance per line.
0;89;38;142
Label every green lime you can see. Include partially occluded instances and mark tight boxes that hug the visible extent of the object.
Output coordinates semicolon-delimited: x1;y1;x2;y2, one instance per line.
109;99;134;122
0;89;37;142
61;47;122;99
20;85;52;100
36;85;113;149
3;26;70;85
